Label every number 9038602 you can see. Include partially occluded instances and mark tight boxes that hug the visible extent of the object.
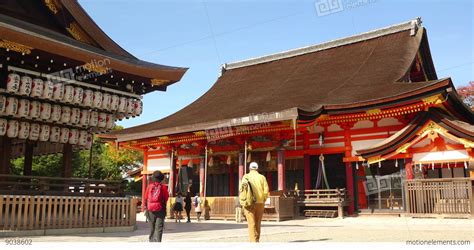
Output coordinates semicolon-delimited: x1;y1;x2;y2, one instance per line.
5;238;33;245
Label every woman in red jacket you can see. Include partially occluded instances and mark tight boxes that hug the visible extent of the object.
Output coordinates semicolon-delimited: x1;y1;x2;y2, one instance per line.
143;170;169;242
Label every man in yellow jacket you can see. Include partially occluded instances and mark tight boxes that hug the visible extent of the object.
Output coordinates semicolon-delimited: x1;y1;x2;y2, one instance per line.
241;162;269;242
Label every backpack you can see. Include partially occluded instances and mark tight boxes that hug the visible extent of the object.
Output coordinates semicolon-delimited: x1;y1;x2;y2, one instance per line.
239;177;256;209
147;183;164;212
193;197;200;207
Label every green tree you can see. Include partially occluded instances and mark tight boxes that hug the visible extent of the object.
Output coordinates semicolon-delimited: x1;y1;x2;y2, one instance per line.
11;126;143;181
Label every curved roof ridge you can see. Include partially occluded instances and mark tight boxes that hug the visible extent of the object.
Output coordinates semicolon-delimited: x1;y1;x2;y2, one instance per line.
224;18;422;70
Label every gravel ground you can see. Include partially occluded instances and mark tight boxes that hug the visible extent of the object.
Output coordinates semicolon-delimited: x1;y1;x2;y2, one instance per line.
24;213;474;243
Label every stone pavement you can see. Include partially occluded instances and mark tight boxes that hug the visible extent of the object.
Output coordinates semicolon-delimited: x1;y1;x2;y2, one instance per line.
25;213;474;242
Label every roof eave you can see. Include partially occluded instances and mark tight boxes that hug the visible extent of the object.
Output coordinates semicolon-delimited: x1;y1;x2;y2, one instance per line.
111;108;300;143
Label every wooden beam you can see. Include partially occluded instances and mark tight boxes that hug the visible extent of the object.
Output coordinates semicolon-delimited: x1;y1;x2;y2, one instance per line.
62;144;73;178
0;137;12;174
23;141;34;176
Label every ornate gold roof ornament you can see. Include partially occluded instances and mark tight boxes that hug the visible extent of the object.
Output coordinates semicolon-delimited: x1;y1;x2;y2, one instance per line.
0;40;33;54
44;0;61;14
367;156;385;165
366;108;382;115
422;94;444;105
67;22;93;44
158;136;169;141
150;79;169;86
194;131;206;137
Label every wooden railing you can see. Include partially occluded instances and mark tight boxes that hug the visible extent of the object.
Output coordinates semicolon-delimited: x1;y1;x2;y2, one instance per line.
167;196;295;222
0;174;125;197
405;178;473;217
0;195;137;231
287;189;348;218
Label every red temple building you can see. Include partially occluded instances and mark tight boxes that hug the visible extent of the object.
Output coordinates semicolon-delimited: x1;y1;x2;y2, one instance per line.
106;18;473;219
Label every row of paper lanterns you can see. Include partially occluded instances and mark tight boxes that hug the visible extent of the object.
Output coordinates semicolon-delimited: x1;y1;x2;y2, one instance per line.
0;119;93;148
0;95;115;129
6;73;143;116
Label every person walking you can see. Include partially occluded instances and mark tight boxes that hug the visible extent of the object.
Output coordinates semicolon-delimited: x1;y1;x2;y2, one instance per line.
184;192;192;223
193;193;202;221
174;192;184;223
234;195;242;223
240;162;269;243
143;171;169;242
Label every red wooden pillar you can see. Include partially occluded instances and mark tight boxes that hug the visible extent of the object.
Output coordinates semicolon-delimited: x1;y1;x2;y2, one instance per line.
199;157;205;197
405;158;414;180
277;149;286;191
238;152;244;184
141;150;148;212
356;167;368;209
229;165;235;196
343;126;355;215
303;132;311;190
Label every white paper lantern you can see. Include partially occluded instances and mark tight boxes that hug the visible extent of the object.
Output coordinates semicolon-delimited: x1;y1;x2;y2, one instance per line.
110;95;120;111
0;95;6;114
89;111;99;127
18;122;30;139
79;109;90;127
126;98;135;114
106;114;115;130
31;78;44;98
0;119;7;136
49;126;60;143
116;113;125;121
6;73;20;93
85;133;93;149
29;101;41;119
39;124;50;142
60;106;71;124
83;89;93;107
78;130;88;146
70;108;80;125
98;112;107;128
40;103;52;120
60;127;69;144
17;99;30;118
29;123;40;141
63;85;74;104
73;87;84;105
118;97;127;113
19;76;32;96
133;99;143;116
42;81;54;99
68;129;79;145
5;97;18;116
93;91;103;109
6;120;19;138
101;93;111;110
53;82;64;101
51;105;61;122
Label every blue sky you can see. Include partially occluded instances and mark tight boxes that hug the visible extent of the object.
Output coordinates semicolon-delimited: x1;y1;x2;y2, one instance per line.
79;0;473;129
